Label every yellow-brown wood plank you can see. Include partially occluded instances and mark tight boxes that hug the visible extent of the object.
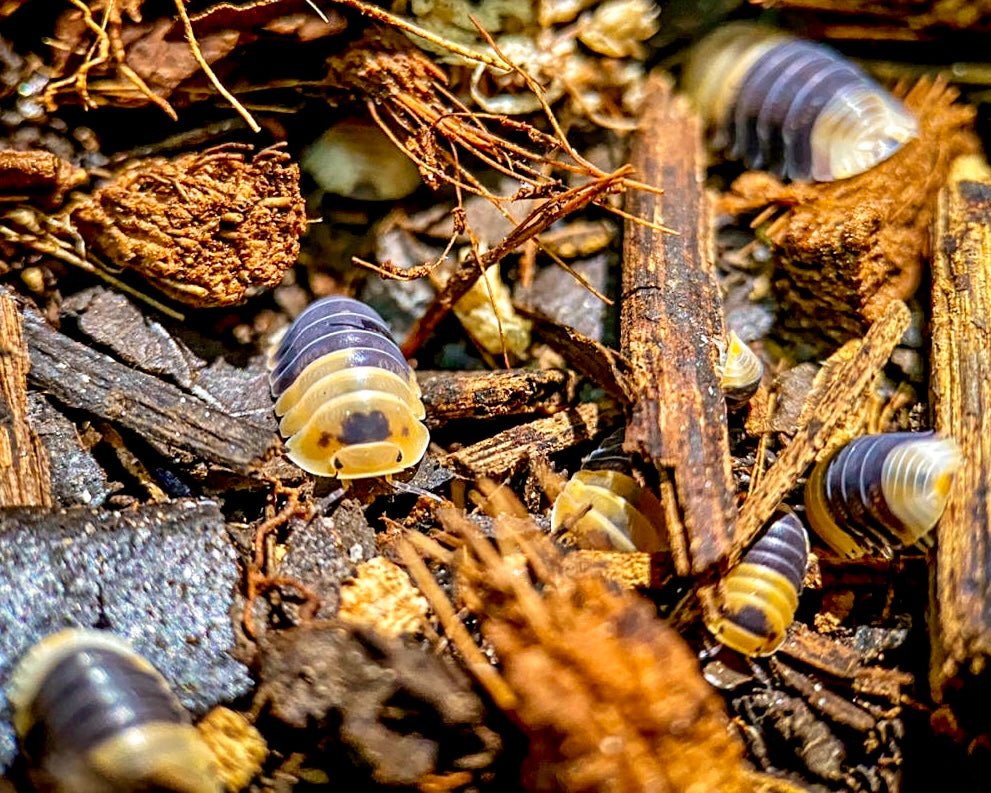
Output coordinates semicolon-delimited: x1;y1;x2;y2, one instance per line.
930;154;991;699
0;291;51;507
621;75;734;576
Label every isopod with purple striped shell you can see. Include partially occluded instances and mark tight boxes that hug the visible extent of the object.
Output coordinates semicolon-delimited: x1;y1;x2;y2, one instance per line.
705;512;810;657
682;22;918;182
804;431;961;559
7;629;221;793
269;296;429;479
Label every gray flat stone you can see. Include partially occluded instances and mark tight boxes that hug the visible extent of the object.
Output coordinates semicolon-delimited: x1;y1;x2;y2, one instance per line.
0;499;251;769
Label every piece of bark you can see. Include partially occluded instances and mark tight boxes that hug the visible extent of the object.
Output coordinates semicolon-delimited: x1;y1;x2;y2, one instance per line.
514;253;612;342
780;623;912;705
0;293;50;508
26;394;110;508
621;75;734;576
720;79;977;348
22;310;275;474
769;658;876;733
416;368;577;428
559;549;677;590
520;306;631;401
731;300;910;569
443;402;616;479
0;499;252;770
0;149;86;207
930;155;991;707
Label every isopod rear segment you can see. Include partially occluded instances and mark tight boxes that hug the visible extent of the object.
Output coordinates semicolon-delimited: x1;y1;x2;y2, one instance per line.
683;22;918;181
719;331;763;411
706;513;810;657
550;429;667;553
804;431;961;559
7;628;220;793
270;296;429;479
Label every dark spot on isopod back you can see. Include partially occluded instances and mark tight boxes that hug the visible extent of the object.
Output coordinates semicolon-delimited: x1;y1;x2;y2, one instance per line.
317;432;333;448
727;604;773;639
337;411;391;445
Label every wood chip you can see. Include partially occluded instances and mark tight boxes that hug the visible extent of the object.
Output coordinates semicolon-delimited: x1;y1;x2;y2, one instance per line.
443;402;616;479
520;306;632;402
22;309;275;474
559;549;676;590
780;623;912;704
930;154;991;698
732;300;910;568
0;291;51;507
621;75;735;576
416;368;577;428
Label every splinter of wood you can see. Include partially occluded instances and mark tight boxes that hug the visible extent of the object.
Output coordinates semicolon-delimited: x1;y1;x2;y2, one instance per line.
621;75;735;576
0;291;51;507
930;154;991;701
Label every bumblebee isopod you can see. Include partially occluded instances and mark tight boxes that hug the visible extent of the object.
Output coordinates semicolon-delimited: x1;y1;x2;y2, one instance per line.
706;513;810;657
719;331;763;410
804;431;961;559
269;296;429;479
7;628;220;793
550;429;666;552
682;22;918;181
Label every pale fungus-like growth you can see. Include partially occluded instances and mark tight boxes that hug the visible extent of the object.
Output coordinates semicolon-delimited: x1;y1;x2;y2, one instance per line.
301;119;423;201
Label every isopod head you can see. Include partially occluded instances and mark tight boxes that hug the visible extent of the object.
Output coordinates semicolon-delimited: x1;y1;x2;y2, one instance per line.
551;468;666;553
683;22;918;182
804;432;961;558
706;513;810;656
8;628;220;793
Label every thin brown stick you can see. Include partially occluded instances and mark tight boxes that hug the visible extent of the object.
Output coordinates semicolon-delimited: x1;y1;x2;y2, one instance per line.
173;0;261;133
397;537;518;709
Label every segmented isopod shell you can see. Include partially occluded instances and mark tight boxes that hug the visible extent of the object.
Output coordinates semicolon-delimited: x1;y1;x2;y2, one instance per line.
719;331;763;410
706;513;809;657
7;629;220;793
683;22;918;181
269;296;429;479
550;429;666;552
804;431;961;559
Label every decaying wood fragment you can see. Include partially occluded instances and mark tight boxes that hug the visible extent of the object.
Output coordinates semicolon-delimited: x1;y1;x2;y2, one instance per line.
520;307;632;402
559;549;677;590
0;292;51;508
930;155;991;711
22;310;275;473
720;78;977;346
443;402;616;479
731;300;910;569
780;624;911;705
255;622;496;788
402;509;775;793
621;76;735;576
416;368;577;428
71;145;306;307
0;150;86;207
